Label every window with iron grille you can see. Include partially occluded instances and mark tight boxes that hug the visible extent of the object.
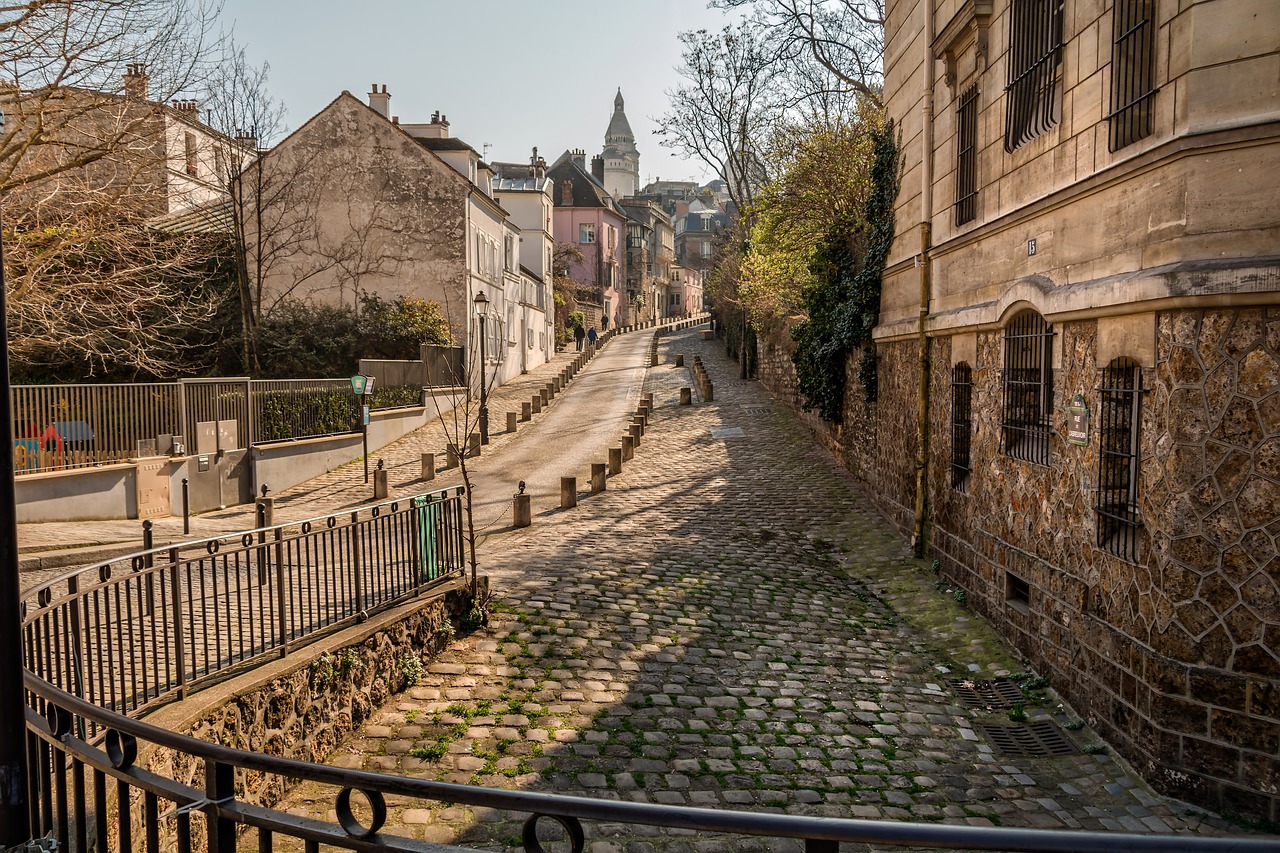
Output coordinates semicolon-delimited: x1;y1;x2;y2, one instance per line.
951;363;973;490
1001;310;1054;464
955;85;979;226
1096;358;1143;561
1108;0;1158;151
1004;0;1065;152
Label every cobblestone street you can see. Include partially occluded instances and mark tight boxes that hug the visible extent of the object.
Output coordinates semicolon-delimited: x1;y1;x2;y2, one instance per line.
272;326;1252;851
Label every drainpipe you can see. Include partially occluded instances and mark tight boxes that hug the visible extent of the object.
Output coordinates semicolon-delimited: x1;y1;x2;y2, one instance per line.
913;2;937;558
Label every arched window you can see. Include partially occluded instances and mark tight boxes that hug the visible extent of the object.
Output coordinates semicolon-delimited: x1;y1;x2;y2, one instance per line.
1001;310;1054;464
951;363;973;491
1097;358;1143;561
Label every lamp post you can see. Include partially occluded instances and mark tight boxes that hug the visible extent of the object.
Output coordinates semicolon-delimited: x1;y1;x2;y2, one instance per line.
0;106;33;847
350;373;374;483
474;291;489;444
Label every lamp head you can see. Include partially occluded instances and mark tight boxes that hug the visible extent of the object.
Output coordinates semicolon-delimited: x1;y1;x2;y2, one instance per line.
473;291;489;317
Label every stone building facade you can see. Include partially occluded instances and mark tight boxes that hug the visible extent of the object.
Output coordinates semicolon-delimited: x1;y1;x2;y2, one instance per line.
758;0;1280;820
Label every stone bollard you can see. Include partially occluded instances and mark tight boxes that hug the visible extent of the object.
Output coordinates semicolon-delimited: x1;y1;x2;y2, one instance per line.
546;382;556;399
651;352;658;367
701;330;714;341
643;392;654;407
507;411;518;433
553;376;562;393
633;414;646;435
703;383;714;403
532;395;543;414
622;434;634;461
591;462;607;493
468;433;482;458
609;447;623;475
680;387;692;405
513;493;531;528
675;354;684;367
447;444;459;468
561;477;577;509
629;422;642;447
539;388;549;406
373;466;389;500
421;453;436;481
522;401;532;421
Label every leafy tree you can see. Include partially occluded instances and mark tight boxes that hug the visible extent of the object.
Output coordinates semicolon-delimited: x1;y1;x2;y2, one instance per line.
358;293;451;360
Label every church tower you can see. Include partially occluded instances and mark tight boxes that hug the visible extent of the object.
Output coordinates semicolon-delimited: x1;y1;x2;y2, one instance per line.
602;88;640;199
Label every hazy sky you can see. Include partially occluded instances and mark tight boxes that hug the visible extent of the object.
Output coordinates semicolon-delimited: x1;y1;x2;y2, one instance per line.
218;0;737;183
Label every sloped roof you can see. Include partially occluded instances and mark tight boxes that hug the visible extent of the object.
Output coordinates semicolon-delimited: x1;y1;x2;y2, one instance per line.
547;150;621;210
605;88;634;141
149;197;234;235
415;137;477;154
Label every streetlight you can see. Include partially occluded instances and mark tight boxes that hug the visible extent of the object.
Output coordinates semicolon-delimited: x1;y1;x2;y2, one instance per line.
473;291;489;444
0;105;33;847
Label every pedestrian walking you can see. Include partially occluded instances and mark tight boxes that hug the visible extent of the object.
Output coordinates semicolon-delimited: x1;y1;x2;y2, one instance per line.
587;327;597;346
574;324;585;351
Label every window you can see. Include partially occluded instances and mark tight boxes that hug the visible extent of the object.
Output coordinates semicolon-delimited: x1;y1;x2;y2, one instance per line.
951;363;973;491
1108;0;1158;151
955;84;978;226
579;223;595;243
607;225;615;249
1004;0;1064;152
1001;310;1054;464
700;241;712;258
504;235;514;272
507;306;516;343
184;132;198;177
1097;358;1143;561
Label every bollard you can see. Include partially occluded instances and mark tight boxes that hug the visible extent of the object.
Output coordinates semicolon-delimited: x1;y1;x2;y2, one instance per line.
609;446;623;475
546;382;556;398
704;383;714;402
468;433;482;458
532;394;542;414
513;493;531;528
591;462;607;493
522;401;532;421
651;352;658;367
633;415;645;436
257;496;275;528
680;387;692;405
447;444;459;468
553;376;562;393
373;466;389;500
622;434;634;461
561;477;577;509
629;422;642;447
507;411;518;433
643;392;654;407
675;354;684;367
421;453;436;481
181;477;190;534
540;388;549;406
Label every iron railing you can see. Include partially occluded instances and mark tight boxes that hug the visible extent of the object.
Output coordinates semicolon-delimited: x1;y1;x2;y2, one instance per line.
21;489;467;718
249;378;358;443
1001;310;1055;465
1004;0;1065;152
955;83;979;226
1096;359;1144;561
1107;0;1158;151
951;362;973;491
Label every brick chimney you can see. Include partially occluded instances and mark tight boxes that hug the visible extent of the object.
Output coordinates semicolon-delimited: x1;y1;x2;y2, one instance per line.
171;99;200;121
123;63;149;100
570;149;586;171
561;179;573;206
591;155;604;183
368;83;390;118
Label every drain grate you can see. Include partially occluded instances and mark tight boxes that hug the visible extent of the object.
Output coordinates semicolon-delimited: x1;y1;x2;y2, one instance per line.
977;721;1080;757
741;406;771;415
949;678;1025;709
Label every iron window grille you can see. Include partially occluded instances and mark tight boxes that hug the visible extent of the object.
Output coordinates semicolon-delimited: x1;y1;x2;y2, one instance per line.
1004;0;1065;152
1107;0;1159;151
951;362;973;490
955;84;979;226
1001;310;1054;464
1096;358;1144;561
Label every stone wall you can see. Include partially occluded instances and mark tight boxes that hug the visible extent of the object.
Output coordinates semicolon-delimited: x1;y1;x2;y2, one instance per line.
757;307;1280;821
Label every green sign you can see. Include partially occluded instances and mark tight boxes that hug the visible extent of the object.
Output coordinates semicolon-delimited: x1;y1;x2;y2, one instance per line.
1067;393;1090;447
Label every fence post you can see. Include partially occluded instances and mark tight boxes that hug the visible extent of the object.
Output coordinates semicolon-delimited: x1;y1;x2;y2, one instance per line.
169;547;186;699
275;525;288;658
141;520;154;615
351;510;364;616
205;760;236;853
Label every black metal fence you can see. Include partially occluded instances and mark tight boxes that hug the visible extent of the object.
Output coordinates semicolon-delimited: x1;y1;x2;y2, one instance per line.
21;489;466;718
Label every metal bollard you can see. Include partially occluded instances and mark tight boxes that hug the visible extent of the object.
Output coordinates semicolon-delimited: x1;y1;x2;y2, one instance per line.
181;477;190;534
591;462;607;493
560;477;577;509
507;411;518;433
421;453;436;481
609;446;623;475
513;493;531;528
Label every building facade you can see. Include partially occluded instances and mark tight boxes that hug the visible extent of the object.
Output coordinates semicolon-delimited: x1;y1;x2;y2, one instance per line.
849;0;1280;820
548;150;628;331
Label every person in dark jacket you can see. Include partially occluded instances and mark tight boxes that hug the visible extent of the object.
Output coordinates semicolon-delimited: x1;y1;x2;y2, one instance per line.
574;324;585;351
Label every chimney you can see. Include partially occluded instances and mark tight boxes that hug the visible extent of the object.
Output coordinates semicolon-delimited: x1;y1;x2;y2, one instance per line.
368;83;390;118
234;130;258;151
391;115;399;125
123;63;149;100
561;179;573;206
570;148;586;171
171;99;200;120
591;155;604;183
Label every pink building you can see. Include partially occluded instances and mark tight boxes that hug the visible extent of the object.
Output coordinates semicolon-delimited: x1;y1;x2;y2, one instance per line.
547;150;627;331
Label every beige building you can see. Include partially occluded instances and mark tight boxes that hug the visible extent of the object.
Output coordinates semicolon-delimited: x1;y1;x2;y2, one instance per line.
861;0;1280;820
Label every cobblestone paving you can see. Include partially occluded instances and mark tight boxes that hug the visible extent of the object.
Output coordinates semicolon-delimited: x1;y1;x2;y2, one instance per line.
272;327;1255;851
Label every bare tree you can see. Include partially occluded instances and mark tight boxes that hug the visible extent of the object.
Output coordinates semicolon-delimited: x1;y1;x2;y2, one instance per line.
712;0;885;104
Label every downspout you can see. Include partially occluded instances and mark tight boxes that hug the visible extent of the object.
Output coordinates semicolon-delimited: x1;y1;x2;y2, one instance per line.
912;2;936;558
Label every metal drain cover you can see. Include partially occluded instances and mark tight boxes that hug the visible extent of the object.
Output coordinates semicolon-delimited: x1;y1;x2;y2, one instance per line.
977;721;1080;757
950;678;1025;709
741;406;770;415
710;426;745;439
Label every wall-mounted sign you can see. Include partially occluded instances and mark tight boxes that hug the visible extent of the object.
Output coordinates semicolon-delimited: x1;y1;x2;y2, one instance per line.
1027;238;1037;256
1067;394;1090;446
197;454;211;472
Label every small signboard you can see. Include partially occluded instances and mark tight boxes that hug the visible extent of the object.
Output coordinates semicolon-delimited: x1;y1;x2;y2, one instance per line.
362;405;371;426
197;454;211;472
1067;394;1090;446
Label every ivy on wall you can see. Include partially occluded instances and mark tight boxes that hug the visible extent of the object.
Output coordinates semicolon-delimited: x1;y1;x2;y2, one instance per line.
790;120;901;421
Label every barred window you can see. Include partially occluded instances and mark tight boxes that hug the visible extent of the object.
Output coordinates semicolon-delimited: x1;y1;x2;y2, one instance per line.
955;85;979;226
1096;358;1143;561
951;363;973;490
1108;0;1158;151
1004;0;1065;152
1001;310;1054;464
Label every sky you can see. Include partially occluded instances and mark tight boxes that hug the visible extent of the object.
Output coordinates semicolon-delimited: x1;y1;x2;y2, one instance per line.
218;0;738;184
